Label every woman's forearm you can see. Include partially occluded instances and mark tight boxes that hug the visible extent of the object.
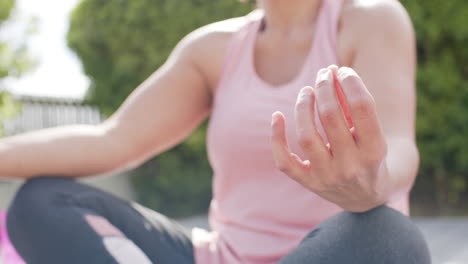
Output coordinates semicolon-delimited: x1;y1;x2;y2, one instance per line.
0;124;125;179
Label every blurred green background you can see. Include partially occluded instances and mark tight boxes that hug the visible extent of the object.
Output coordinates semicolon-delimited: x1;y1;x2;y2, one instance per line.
2;0;468;217
0;0;31;136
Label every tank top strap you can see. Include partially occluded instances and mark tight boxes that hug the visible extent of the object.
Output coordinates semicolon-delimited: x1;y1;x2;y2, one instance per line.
215;10;263;91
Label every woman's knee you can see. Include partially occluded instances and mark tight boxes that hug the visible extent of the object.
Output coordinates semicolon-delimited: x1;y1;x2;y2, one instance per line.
328;206;429;260
282;206;431;264
333;205;425;241
7;177;73;232
10;177;70;210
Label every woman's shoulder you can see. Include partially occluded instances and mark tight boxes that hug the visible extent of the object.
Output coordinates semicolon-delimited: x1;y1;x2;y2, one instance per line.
184;15;254;48
184;12;260;57
343;0;411;25
341;0;413;35
338;0;414;65
178;15;254;90
201;15;254;35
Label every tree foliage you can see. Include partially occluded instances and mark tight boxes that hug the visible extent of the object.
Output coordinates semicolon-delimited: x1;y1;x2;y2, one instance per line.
68;0;468;216
0;0;14;23
68;0;253;217
402;0;468;214
0;0;33;79
0;0;28;135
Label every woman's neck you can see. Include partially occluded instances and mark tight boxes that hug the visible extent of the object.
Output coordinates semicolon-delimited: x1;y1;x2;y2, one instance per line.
259;0;322;33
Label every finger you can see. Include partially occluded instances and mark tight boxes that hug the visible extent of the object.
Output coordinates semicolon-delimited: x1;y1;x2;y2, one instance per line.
328;64;339;75
314;68;355;157
329;65;354;129
271;112;308;176
336;67;385;150
294;86;330;165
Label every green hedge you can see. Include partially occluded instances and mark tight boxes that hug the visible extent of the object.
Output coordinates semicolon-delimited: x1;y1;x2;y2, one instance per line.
68;0;468;216
403;0;468;214
1;0;27;135
0;0;15;129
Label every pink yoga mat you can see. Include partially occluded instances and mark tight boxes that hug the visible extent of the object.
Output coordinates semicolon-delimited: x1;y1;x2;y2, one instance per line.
0;211;25;264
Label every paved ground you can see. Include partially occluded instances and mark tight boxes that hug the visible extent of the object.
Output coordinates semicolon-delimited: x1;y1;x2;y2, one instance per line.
179;216;468;264
414;217;468;264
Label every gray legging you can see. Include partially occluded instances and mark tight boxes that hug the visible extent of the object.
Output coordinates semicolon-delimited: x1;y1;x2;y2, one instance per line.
7;177;431;264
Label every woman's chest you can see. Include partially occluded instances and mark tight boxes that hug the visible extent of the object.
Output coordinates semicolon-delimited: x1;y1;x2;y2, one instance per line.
207;78;325;167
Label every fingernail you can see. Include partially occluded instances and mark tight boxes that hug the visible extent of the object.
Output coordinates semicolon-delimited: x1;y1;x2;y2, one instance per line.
316;68;331;88
271;111;281;125
328;65;339;72
301;86;313;95
337;67;355;81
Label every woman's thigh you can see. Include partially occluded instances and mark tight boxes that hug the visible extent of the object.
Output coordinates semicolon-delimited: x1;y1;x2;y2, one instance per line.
278;206;431;264
7;177;195;264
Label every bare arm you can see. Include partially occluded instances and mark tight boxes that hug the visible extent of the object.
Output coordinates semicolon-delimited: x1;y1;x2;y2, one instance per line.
0;27;221;179
343;0;418;200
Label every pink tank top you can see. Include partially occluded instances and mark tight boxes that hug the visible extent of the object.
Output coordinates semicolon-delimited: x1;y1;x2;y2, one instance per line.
194;2;409;263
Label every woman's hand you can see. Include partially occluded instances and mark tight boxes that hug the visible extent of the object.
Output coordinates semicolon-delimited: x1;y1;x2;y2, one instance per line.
271;66;391;212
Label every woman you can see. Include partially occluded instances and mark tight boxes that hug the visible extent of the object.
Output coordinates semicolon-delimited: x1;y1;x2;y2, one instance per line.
2;0;430;263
